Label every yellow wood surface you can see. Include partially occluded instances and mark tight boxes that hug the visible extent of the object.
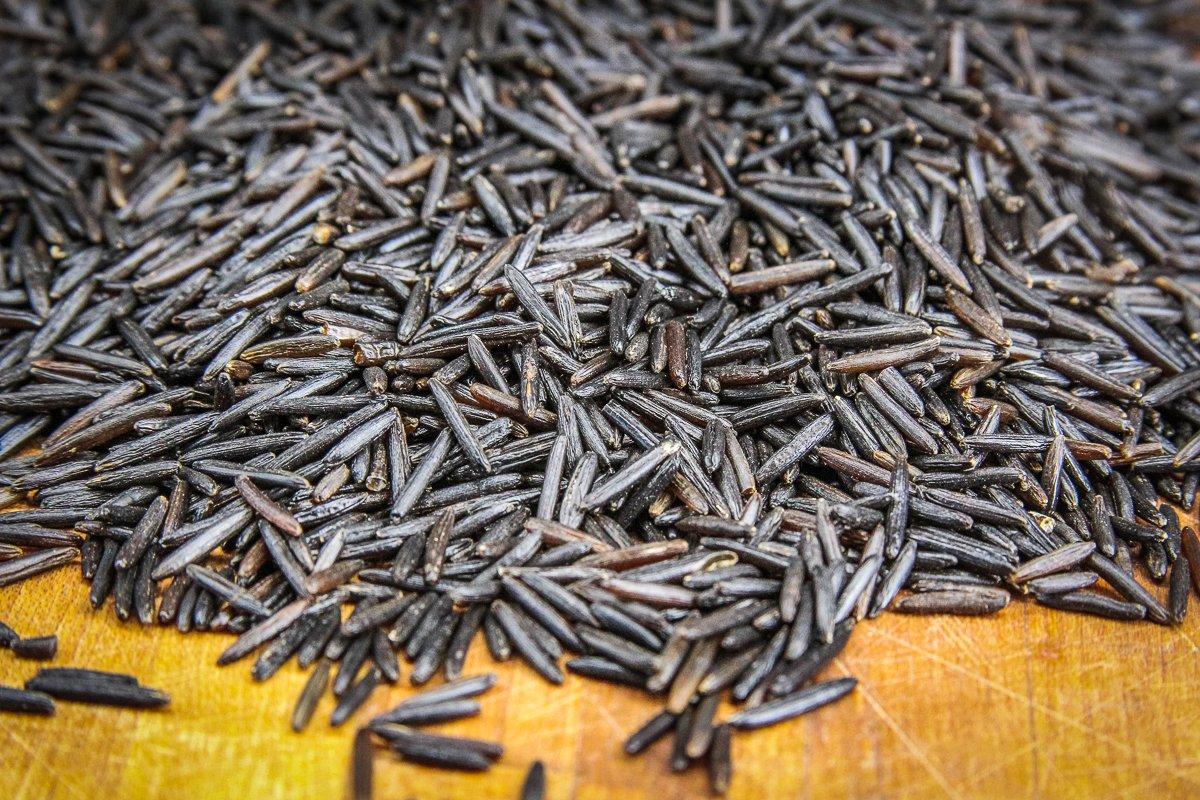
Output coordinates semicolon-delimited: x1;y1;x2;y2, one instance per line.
2;562;1198;800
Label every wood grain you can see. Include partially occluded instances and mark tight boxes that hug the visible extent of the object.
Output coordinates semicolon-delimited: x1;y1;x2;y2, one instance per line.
3;565;1199;800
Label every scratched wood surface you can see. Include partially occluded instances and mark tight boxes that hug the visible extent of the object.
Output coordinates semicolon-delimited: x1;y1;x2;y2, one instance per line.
2;562;1198;800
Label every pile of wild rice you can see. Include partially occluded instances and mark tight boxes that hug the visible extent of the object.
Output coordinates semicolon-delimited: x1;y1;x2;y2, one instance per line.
2;0;1200;794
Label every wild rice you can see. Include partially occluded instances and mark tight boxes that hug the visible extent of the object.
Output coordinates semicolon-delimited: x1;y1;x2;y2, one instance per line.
1;0;1199;795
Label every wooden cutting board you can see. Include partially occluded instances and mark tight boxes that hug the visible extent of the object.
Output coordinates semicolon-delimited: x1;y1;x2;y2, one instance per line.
2;562;1198;800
